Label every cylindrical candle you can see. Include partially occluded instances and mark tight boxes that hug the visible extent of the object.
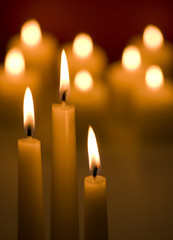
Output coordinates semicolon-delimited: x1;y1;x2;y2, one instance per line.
51;50;79;240
63;33;108;78
132;65;173;140
106;45;145;119
18;87;44;240
129;25;173;77
84;126;108;240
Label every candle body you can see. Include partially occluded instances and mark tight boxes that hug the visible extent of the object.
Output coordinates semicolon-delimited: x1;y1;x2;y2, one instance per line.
107;61;145;119
7;33;59;93
84;175;108;240
132;82;173;139
51;104;79;240
18;137;44;240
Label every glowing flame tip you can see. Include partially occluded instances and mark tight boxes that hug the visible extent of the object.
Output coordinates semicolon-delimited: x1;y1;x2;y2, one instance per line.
87;125;100;175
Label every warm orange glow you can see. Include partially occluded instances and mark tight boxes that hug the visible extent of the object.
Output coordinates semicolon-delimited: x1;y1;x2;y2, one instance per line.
5;48;25;76
143;25;164;50
122;45;141;71
72;33;93;58
21;19;42;47
59;49;70;97
74;70;93;91
23;87;35;131
87;126;100;173
145;65;164;90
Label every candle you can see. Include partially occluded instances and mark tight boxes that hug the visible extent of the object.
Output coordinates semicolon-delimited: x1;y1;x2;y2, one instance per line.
18;87;44;240
51;50;79;240
84;126;108;240
129;25;173;77
106;45;145;119
0;48;40;122
63;33;108;78
69;69;108;110
132;65;173;139
7;19;59;91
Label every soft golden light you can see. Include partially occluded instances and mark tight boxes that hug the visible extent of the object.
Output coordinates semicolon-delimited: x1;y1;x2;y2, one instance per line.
59;49;70;97
5;48;25;76
21;19;42;47
23;87;35;131
74;70;93;91
122;46;141;71
143;25;164;50
87;126;100;173
145;65;164;90
72;33;93;58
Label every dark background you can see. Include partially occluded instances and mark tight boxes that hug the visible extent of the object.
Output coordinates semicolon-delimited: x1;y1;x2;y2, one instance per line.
0;0;173;63
1;1;173;240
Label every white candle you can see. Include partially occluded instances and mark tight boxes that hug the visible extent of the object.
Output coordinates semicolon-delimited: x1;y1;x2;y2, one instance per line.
63;33;108;78
18;87;44;240
132;65;173;139
51;50;79;240
7;19;59;90
106;45;145;118
0;48;40;122
129;25;173;77
69;70;108;111
84;126;108;240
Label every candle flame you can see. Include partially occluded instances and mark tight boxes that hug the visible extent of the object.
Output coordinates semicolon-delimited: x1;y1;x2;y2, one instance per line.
145;65;164;90
5;48;25;77
87;126;100;173
143;25;164;50
21;19;42;47
122;45;141;71
73;33;93;58
74;70;93;91
59;49;70;100
23;87;35;134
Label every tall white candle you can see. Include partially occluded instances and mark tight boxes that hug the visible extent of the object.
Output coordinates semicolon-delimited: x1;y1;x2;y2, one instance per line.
18;87;44;240
51;50;79;240
84;126;108;240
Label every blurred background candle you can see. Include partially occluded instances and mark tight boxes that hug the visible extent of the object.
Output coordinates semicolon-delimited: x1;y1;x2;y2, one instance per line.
51;50;79;240
0;48;40;123
84;126;108;240
106;45;145;120
68;69;109;141
129;25;173;78
18;87;44;240
63;33;108;78
7;19;59;94
132;65;173;140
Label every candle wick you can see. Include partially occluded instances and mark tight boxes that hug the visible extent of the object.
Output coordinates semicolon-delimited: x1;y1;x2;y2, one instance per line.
62;90;67;103
27;125;32;137
93;166;99;178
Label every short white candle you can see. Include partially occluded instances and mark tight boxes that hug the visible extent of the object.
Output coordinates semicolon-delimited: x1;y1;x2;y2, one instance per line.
129;25;173;76
7;19;59;89
0;48;40;122
18;87;44;240
132;65;173;139
69;69;108;111
63;33;108;78
51;50;79;240
107;45;145;118
84;126;108;240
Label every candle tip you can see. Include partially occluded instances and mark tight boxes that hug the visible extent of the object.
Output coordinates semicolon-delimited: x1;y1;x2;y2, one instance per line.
27;125;32;137
93;166;99;178
62;90;67;103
